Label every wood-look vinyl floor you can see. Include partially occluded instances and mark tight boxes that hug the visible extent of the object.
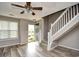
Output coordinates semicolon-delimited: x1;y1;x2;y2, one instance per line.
25;42;79;57
0;41;79;57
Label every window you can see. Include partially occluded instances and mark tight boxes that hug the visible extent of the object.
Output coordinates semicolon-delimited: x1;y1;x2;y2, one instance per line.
0;20;18;39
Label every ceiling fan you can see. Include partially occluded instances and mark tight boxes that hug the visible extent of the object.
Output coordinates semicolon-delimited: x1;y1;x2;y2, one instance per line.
11;2;43;16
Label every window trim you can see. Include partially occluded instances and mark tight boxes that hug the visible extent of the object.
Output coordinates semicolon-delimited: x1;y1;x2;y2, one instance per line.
0;16;20;47
0;20;18;40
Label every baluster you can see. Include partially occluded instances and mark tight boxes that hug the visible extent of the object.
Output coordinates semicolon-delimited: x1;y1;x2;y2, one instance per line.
59;18;61;29
54;25;56;34
68;8;70;22
57;22;58;32
60;18;62;28
56;23;58;33
76;4;79;14
62;15;64;26
65;13;66;24
69;8;71;20
58;20;60;30
60;18;62;29
53;25;55;35
73;5;76;17
56;22;58;32
55;24;57;34
66;12;68;24
62;16;64;27
55;23;57;33
58;20;59;31
62;15;64;27
70;7;73;20
63;15;65;26
52;27;53;35
64;13;66;24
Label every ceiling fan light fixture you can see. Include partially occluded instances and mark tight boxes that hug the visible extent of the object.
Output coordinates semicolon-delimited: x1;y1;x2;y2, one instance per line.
26;8;32;13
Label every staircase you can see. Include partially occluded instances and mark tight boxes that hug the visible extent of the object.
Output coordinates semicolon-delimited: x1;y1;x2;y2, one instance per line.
48;3;79;51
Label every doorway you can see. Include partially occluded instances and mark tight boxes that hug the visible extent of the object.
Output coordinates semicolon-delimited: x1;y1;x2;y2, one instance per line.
28;24;36;43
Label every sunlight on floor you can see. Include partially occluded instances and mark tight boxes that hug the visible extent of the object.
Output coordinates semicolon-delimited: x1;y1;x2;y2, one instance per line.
26;42;39;57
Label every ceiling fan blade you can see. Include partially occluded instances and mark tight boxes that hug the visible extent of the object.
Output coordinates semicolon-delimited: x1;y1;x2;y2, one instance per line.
20;11;25;14
32;7;42;10
11;3;25;8
32;12;35;16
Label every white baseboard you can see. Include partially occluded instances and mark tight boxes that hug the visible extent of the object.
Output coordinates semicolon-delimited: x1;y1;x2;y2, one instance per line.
59;44;79;51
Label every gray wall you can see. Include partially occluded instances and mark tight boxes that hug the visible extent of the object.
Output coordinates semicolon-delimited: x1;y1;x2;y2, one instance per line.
20;19;34;44
43;9;65;41
38;19;44;43
59;24;79;51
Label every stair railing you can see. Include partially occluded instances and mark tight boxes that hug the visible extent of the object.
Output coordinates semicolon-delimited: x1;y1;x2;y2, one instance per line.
48;3;79;50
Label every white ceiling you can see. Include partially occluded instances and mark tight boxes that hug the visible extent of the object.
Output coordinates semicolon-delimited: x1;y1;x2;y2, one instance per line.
0;2;78;21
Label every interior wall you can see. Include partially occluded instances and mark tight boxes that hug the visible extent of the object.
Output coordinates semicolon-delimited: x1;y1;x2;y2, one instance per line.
0;15;34;47
43;9;65;42
38;19;44;43
58;24;79;51
19;19;34;44
0;16;20;47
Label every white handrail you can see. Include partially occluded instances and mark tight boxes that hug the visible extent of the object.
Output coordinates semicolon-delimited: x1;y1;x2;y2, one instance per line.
51;9;68;28
51;4;79;36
